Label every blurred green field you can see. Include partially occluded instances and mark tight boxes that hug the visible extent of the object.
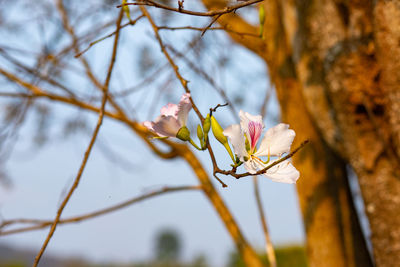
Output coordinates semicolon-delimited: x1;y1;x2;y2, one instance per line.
0;244;308;267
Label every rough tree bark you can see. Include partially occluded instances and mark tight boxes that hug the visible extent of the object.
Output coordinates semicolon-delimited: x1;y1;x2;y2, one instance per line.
200;0;400;266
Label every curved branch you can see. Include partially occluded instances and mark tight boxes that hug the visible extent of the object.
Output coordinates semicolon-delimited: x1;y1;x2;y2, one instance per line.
201;0;266;57
32;7;125;267
0;185;201;236
119;0;263;17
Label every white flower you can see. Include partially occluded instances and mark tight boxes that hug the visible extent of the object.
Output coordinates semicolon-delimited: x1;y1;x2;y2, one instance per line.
143;93;192;137
223;110;299;183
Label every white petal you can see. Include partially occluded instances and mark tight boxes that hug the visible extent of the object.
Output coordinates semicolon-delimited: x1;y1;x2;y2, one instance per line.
244;160;258;174
255;123;295;157
239;110;264;148
152;116;181;137
176;93;192;126
160;103;179;118
239;110;264;131
223;124;247;161
254;159;299;184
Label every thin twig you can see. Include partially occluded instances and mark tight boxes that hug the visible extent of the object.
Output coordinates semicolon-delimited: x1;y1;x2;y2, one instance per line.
140;7;234;187
32;8;124;267
0;67;181;160
140;6;204;121
201;14;222;36
0;185;201;236
158;25;259;38
211;103;229;113
75;15;145;58
56;0;128;119
118;0;263;17
166;45;238;119
253;177;276;267
215;140;309;179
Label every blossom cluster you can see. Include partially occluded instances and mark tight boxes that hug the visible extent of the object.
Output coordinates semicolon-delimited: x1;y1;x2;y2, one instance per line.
143;93;299;184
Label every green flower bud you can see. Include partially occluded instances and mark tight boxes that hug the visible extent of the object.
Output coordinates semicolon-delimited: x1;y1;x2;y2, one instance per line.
176;126;191;142
203;114;211;134
211;116;236;163
197;124;204;140
211;116;228;145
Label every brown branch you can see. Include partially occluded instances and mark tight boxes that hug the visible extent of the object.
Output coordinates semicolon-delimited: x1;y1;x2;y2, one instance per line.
56;0;128;119
0;185;201;236
201;14;222;36
32;8;124;267
253;177;276;267
166;45;238;119
75;14;145;58
0;48;76;97
215;140;309;179
140;6;204;121
201;0;266;58
118;0;263;17
112;33;204;99
0;68;180;160
140;6;234;188
178;147;264;266
158;25;260;38
0;92;36;98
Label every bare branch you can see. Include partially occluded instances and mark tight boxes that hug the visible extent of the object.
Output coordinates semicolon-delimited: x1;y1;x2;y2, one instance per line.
0;67;180;160
118;0;263;17
166;45;238;119
140;6;204;121
158;25;259;38
0;185;201;236
215;140;309;179
32;7;125;266
75;14;145;58
201;14;222;36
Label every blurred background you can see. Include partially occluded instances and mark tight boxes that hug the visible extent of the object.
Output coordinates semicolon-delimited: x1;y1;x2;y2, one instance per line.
0;0;308;266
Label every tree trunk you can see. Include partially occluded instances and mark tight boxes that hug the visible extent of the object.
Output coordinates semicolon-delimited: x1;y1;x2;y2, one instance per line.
282;1;400;266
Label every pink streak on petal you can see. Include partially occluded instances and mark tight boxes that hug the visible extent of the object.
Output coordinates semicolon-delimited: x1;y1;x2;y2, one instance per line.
248;121;263;150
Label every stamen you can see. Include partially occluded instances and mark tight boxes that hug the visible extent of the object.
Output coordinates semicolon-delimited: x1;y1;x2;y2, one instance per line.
251;155;270;165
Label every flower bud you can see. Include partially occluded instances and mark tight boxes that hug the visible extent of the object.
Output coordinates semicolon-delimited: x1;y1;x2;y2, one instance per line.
203;114;211;134
197;124;204;140
211;116;228;145
211;116;236;162
176;126;191;142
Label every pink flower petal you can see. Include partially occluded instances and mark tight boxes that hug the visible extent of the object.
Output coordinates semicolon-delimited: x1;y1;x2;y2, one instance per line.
176;93;192;126
152;116;181;137
160;103;179;118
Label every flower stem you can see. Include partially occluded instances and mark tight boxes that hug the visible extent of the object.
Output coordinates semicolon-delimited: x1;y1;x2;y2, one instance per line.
189;138;203;151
